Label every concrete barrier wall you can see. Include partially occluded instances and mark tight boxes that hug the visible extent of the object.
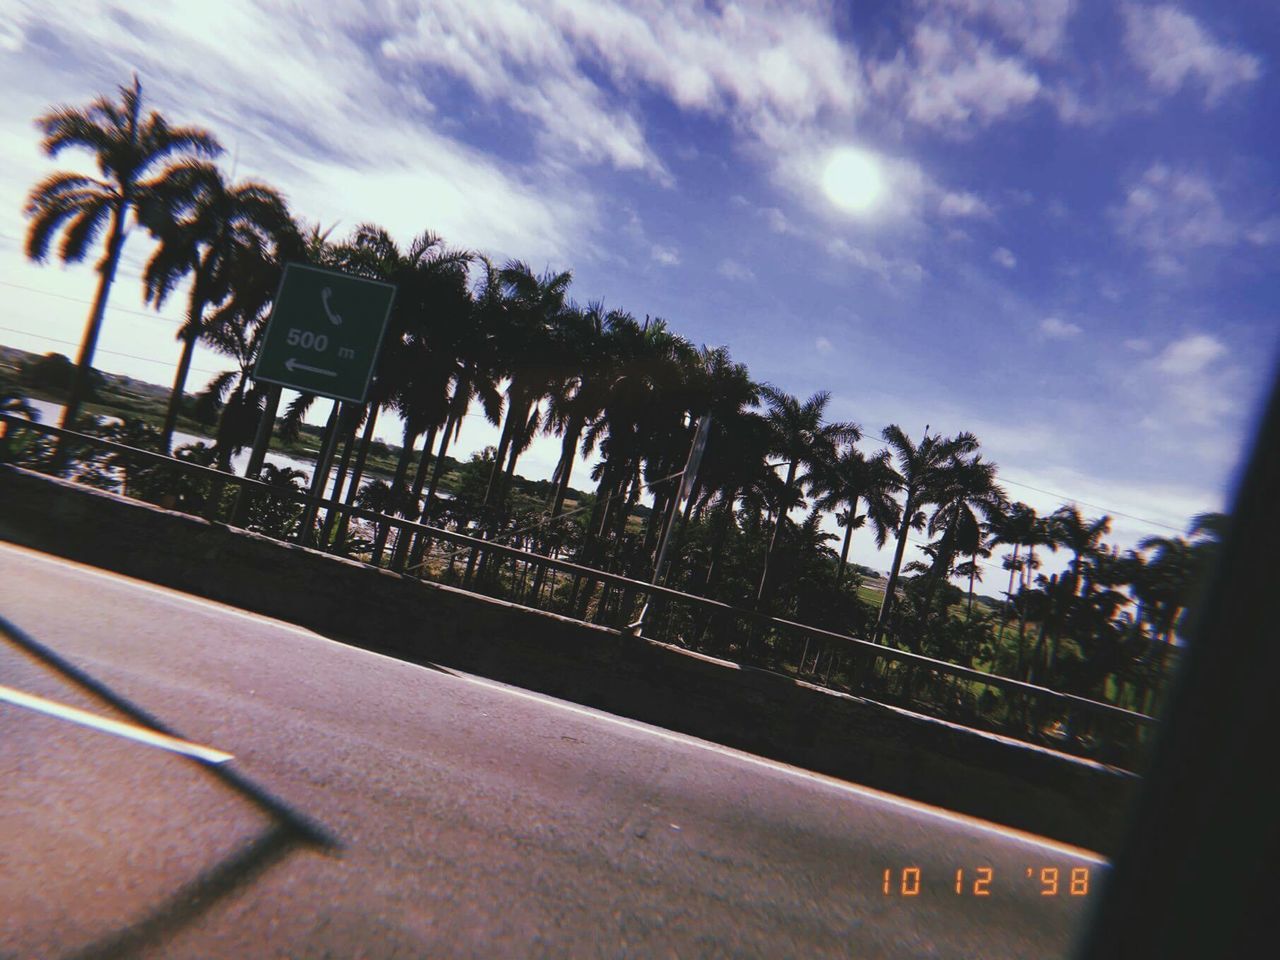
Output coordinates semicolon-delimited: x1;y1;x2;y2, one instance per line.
0;465;1138;853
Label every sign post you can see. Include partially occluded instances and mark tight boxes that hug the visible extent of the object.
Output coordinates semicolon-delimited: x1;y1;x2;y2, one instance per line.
253;262;396;403
248;263;396;540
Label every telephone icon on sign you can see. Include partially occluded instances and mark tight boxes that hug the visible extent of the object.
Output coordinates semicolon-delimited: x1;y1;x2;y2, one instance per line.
322;287;343;326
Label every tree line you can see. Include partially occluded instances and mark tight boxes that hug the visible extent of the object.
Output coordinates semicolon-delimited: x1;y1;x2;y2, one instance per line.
13;77;1225;730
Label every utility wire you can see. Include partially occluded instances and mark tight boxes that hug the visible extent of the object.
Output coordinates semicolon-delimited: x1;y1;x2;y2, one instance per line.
995;475;1187;533
0;288;1204;537
0;279;184;325
0;325;225;378
0;317;1185;581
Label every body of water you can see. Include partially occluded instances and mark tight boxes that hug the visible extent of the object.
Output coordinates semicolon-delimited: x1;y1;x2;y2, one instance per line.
23;399;361;500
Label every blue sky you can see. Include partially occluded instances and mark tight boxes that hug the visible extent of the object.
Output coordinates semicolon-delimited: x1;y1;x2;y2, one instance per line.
1;1;1276;579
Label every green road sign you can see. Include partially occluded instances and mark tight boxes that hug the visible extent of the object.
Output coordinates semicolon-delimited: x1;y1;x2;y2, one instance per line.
253;263;396;403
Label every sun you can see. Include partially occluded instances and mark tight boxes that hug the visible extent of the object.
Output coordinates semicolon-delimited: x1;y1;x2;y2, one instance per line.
821;147;885;214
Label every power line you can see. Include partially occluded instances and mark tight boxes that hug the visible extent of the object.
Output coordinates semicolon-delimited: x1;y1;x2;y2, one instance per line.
0;317;1196;571
995;475;1187;533
0;279;183;325
0;290;1203;535
0;325;226;378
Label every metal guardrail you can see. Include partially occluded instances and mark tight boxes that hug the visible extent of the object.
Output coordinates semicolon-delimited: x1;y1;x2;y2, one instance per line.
0;411;1158;766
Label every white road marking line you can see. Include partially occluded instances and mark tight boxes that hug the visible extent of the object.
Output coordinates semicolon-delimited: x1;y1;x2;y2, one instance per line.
3;543;1110;861
0;683;233;765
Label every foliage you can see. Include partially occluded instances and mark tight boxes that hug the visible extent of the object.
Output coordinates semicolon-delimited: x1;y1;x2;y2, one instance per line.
14;77;1230;764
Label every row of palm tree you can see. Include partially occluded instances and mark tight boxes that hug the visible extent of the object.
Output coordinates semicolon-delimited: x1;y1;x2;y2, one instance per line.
18;78;1223;721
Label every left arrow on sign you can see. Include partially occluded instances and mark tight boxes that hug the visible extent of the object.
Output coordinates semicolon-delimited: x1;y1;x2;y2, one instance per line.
285;357;338;377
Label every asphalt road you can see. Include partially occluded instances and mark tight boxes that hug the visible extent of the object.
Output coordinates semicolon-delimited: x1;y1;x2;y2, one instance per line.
0;542;1106;959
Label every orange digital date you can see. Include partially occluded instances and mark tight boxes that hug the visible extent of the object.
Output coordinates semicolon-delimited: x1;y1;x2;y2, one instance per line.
881;866;1090;896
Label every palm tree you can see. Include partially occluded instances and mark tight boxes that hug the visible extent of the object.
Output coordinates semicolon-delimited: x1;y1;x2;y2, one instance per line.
541;303;616;523
1008;512;1061;679
140;161;293;452
920;453;1005;610
579;315;693;565
23;75;222;432
755;388;860;603
329;225;473;545
812;446;899;590
988;501;1037;634
192;298;270;470
955;553;989;618
871;426;979;645
1135;531;1202;648
1050;505;1112;597
483;260;573;525
687;407;772;597
190;210;306;475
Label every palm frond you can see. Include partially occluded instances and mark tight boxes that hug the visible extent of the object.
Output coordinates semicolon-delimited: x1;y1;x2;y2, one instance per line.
57;203;113;264
280;392;316;442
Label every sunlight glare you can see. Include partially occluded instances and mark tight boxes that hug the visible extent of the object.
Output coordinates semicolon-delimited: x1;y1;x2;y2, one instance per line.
822;147;884;215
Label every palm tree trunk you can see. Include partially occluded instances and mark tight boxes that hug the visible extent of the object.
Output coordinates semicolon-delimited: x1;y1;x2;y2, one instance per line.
497;399;538;525
408;414;462;574
836;514;855;588
549;416;583;520
160;328;198;454
335;404;379;548
213;376;248;472
483;391;520;510
1016;604;1030;681
1029;574;1059;690
371;421;422;564
414;411;458;536
407;425;437;514
998;543;1020;636
161;253;212;454
966;551;977;619
59;200;126;436
392;424;438;572
757;458;799;602
320;407;361;545
230;384;282;527
643;469;672;556
703;499;734;593
872;492;914;644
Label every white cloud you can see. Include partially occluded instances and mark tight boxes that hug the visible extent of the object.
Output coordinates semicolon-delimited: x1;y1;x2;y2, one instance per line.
938;190;993;219
1246;218;1280;247
1124;338;1151;352
815;336;834;354
1045;83;1108;126
717;258;754;281
0;19;24;53
1123;4;1262;106
381;0;866;188
934;0;1077;58
992;246;1017;268
870;19;1041;133
1040;316;1081;338
1126;332;1246;444
762;206;796;234
826;238;925;285
650;244;680;266
1113;163;1253;273
0;0;597;265
1153;333;1227;376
